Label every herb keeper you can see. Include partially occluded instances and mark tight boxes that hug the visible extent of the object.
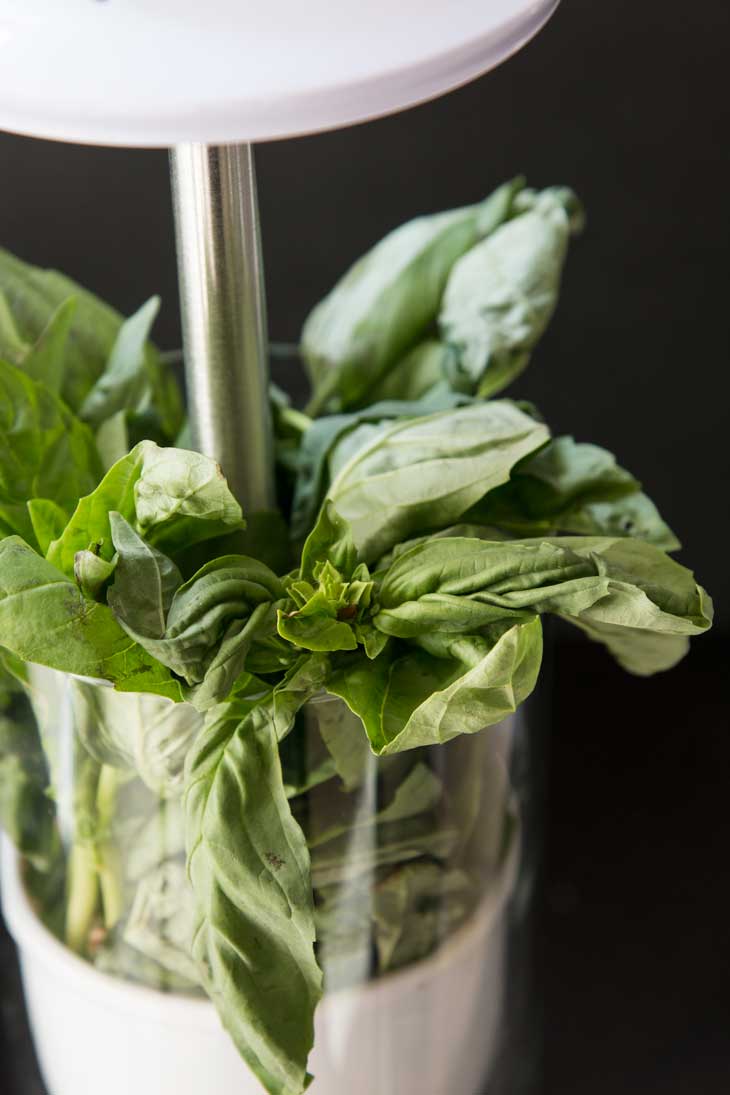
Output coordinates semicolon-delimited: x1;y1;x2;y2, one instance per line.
0;3;714;1095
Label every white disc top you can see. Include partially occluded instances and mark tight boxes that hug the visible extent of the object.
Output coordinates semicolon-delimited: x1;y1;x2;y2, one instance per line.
0;0;558;147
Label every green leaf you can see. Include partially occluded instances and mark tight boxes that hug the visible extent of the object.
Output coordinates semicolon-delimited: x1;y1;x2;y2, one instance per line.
0;248;183;439
328;617;543;755
26;499;68;556
373;862;475;973
0;537;182;699
439;186;583;397
110;551;283;698
0;290;30;363
279;530;375;654
468;436;680;550
0;247;131;409
48;441;244;577
291;390;471;542
0;359;103;535
185;659;330;1095
124;860;200;985
79;297;161;428
72;682;201;796
299;500;358;584
134;443;245;555
0;712;58;871
312;696;372;792
108;513;182;638
303;179;524;414
325;400;549;562
21;297;77;395
362;340;455;405
74;548;118;601
47;442;148;575
375;535;712;674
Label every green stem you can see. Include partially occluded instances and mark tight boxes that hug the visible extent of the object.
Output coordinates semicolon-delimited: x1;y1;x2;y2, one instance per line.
280;406;313;437
65;842;99;954
96;765;124;931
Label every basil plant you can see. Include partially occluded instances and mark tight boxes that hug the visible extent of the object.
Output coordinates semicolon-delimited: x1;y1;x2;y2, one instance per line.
0;179;713;1095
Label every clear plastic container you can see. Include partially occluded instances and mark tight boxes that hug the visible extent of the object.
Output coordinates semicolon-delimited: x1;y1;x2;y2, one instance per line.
2;664;544;1095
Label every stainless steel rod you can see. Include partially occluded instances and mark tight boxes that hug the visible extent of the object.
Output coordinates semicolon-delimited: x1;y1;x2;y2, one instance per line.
170;144;275;512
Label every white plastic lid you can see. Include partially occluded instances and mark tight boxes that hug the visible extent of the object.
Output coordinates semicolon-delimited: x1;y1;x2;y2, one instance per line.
0;0;558;148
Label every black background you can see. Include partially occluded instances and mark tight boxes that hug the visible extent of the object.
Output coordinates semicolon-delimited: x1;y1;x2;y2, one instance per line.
0;0;728;1091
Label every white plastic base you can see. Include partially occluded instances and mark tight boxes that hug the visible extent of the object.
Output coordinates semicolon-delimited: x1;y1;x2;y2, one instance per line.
1;839;511;1095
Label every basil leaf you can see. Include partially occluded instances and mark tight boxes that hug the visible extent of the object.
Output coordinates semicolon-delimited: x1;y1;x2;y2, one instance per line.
291;390;471;541
362;340;455;405
0;537;182;699
108;513;182;638
0;290;30;363
185;659;329;1095
325;401;549;562
20;297;77;395
376;535;712;674
0;711;58;871
26;499;69;556
72;682;201;797
0;359;103;536
278;540;374;655
0;247;182;438
79;297;161;428
373;862;475;972
328;617;543;755
313;696;372;792
440;187;583;397
74;548;118;601
303;179;524;414
299;500;357;583
469;435;679;550
48;441;244;577
111;550;283;701
124;860;200;986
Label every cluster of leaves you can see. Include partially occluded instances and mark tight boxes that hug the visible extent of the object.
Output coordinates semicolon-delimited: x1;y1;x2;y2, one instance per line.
0;181;713;1095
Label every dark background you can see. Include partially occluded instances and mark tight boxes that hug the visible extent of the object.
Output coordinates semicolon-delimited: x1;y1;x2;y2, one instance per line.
1;0;728;1092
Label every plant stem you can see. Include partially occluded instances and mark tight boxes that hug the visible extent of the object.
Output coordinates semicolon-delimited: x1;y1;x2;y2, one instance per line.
65;841;98;954
96;765;124;931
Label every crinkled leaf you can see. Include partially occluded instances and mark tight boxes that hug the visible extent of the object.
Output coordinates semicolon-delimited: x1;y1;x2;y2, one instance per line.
373;862;475;972
326;400;549;563
48;441;244;577
0;537;182;699
291;390;471;542
469;436;679;549
184;657;329;1095
111;552;283;695
74;548;117;601
303;179;524;414
328;617;543;755
376;535;711;674
108;513;182;638
72;681;201;797
440;187;583;397
124;860;200;985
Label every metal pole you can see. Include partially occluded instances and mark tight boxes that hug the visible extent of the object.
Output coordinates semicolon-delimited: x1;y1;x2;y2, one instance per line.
170;144;275;513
